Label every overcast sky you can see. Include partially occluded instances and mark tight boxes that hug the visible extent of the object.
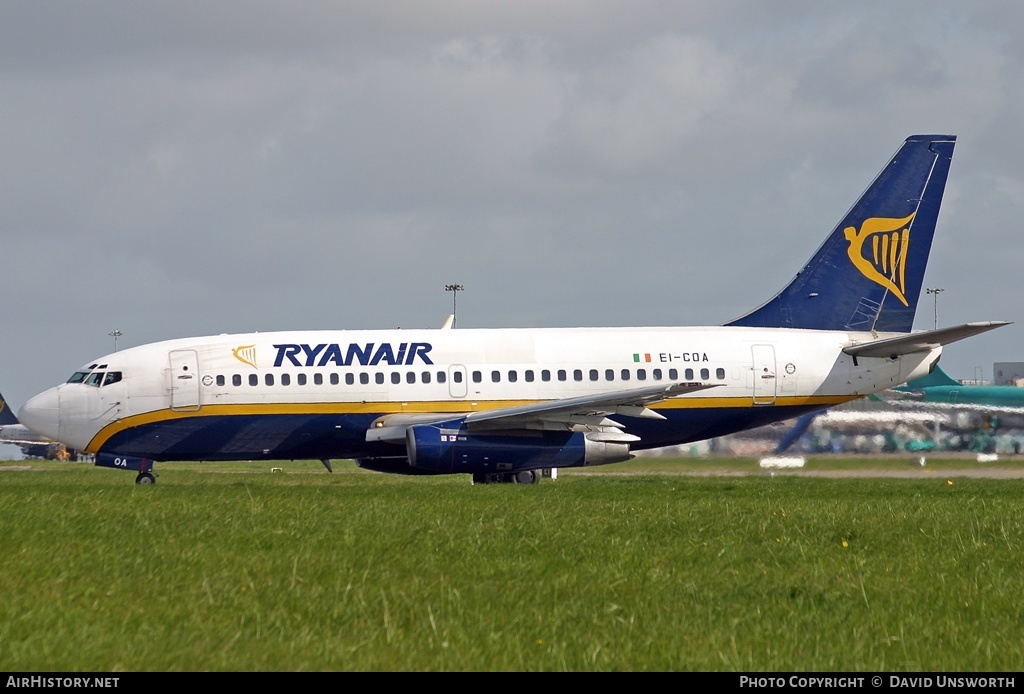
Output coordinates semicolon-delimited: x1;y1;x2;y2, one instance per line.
2;2;1023;454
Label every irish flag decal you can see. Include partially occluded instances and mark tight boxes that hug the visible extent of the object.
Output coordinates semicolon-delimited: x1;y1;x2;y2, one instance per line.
632;353;652;362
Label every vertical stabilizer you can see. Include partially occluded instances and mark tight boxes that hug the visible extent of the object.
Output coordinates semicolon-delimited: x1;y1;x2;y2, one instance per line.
899;364;961;389
0;392;20;426
726;135;956;333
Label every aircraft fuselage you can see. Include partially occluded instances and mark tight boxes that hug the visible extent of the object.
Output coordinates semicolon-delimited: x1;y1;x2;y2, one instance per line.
20;325;938;466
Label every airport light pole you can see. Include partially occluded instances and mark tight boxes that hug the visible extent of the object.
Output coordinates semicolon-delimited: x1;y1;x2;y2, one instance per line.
926;287;944;330
445;284;464;328
109;329;123;352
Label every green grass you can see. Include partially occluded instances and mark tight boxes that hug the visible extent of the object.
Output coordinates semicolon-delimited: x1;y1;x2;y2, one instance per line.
1;458;1023;671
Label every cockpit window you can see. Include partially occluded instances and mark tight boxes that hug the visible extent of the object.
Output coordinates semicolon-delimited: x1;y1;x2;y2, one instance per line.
102;372;122;387
67;371;90;384
85;372;105;387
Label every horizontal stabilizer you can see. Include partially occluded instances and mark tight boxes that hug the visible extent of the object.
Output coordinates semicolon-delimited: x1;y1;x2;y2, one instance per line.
843;321;1011;359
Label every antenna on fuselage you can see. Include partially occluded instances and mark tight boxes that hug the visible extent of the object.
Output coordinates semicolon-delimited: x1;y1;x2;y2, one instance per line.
445;283;464;328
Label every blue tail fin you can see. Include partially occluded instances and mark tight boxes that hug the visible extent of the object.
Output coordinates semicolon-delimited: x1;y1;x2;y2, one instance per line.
0;392;20;426
726;134;956;333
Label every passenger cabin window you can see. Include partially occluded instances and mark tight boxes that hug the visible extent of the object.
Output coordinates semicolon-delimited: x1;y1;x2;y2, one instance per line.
265;374;275;386
508;370;517;383
249;374;258;386
297;374;306;386
716;367;725;380
700;368;710;380
281;374;291;386
620;369;630;381
437;371;447;384
233;375;242;387
345;374;354;385
314;373;323;385
472;371;482;383
331;373;340;385
216;375;225;387
573;369;583;382
359;373;369;385
491;370;501;383
605;369;614;381
375;373;385;385
525;370;534;382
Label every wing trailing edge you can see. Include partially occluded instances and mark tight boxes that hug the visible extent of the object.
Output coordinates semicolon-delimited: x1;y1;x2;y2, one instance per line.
365;381;720;443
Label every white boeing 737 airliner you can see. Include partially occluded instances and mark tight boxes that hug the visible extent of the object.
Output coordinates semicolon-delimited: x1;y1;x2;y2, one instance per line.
19;134;1009;484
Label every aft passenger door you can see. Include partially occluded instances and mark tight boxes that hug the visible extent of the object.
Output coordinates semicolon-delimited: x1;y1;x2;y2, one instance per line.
751;345;777;405
169;349;200;411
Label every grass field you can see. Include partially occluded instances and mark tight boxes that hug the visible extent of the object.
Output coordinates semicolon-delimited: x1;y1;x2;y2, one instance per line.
2;456;1023;672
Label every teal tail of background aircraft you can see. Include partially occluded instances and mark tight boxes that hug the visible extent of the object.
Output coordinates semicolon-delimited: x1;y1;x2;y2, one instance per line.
18;134;1009;484
893;365;1024;408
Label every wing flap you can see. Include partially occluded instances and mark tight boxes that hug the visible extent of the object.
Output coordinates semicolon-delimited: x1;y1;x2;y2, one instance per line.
462;381;718;430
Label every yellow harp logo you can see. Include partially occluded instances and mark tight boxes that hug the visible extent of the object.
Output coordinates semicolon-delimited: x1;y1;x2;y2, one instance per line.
843;212;915;306
232;345;258;369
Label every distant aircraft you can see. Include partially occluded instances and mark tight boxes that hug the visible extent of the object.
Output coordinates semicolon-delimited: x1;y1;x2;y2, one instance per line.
774;364;1024;456
891;365;1024;409
18;134;1009;484
0;391;59;459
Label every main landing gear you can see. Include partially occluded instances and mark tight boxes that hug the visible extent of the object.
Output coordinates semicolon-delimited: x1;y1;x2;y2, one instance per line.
472;469;543;485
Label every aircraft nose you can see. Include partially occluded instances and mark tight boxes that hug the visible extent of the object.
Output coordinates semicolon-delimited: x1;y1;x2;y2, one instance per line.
18;387;61;440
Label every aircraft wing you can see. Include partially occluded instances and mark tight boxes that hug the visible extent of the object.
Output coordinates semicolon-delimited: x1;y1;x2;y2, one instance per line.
843;321;1010;359
463;381;719;430
366;381;719;444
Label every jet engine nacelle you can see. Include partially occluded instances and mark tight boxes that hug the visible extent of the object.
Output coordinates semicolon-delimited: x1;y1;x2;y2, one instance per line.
406;424;633;475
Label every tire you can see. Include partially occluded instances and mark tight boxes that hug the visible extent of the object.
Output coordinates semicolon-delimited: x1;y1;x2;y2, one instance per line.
514;470;540;484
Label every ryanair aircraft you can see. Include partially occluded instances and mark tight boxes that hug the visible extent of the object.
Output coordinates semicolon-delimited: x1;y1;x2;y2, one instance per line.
18;134;1008;484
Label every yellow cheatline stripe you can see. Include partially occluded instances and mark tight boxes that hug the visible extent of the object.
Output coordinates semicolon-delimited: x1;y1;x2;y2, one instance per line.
86;394;859;453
